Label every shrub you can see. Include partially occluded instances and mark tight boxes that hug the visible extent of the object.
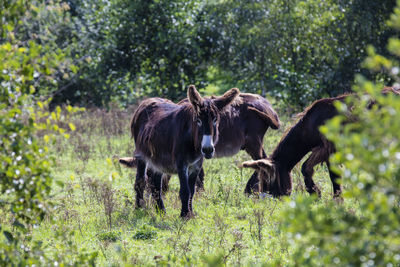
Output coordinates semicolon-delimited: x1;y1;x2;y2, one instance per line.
276;3;400;266
98;230;121;242
0;1;96;265
133;225;158;240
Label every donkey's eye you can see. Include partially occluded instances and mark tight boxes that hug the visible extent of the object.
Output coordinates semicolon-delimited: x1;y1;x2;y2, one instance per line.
197;118;202;126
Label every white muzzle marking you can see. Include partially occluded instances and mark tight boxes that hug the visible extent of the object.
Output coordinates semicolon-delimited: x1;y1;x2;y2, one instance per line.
201;135;213;149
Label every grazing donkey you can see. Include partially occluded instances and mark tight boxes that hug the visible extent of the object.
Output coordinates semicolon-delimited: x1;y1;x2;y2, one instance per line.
127;85;239;217
120;93;281;195
241;95;348;198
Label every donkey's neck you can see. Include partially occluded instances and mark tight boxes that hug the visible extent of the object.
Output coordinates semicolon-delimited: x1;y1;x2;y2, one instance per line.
271;122;312;172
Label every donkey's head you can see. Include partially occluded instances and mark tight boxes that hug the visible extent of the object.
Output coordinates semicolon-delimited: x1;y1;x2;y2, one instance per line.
241;158;293;196
241;159;276;182
241;158;277;192
188;85;239;159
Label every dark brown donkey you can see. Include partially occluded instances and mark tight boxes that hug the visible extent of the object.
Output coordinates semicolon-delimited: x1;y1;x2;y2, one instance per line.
120;93;281;195
203;93;281;193
241;95;348;198
128;85;239;217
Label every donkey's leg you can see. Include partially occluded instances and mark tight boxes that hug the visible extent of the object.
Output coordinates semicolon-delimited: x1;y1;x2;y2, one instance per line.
134;159;147;208
177;164;190;218
326;161;342;198
148;171;166;212
195;168;205;191
244;140;266;194
161;174;172;195
301;148;326;197
188;168;201;215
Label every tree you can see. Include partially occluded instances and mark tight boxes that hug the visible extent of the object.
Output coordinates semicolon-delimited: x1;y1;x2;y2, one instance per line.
201;0;396;107
45;0;397;108
50;0;210;106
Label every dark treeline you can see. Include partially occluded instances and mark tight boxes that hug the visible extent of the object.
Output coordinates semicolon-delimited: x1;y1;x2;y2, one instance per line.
17;0;396;107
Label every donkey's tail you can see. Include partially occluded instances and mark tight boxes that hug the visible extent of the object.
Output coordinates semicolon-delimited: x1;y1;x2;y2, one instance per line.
119;157;137;168
248;107;281;129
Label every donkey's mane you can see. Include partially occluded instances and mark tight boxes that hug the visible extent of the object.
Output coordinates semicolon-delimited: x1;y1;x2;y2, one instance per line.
174;103;201;153
295;93;350;120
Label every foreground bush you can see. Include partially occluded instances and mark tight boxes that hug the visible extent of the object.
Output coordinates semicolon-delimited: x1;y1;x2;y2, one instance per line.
0;1;97;265
276;3;400;265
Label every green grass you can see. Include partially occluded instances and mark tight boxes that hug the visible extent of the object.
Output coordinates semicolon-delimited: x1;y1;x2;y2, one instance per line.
29;111;348;266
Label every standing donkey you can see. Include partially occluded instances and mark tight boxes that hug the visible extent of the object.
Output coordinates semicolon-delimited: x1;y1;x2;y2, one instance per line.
241;95;348;198
130;85;239;217
187;93;281;193
120;93;281;195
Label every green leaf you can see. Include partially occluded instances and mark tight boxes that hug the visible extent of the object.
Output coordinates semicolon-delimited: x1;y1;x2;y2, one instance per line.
56;180;65;188
12;220;25;230
3;231;14;243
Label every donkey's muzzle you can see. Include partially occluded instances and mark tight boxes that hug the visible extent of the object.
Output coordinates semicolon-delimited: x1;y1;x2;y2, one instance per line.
201;135;215;159
201;146;215;159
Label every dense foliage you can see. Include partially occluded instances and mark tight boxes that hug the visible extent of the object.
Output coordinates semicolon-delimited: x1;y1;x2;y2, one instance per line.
203;0;396;106
0;1;96;265
51;0;209;106
44;0;396;107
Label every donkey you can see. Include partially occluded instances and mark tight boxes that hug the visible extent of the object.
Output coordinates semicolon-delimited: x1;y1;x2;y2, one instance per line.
241;95;348;198
129;85;239;217
201;93;281;193
120;93;281;195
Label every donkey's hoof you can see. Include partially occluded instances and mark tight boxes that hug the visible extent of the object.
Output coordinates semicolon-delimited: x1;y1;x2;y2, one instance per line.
307;186;321;198
333;195;343;204
180;211;195;219
195;184;205;192
135;199;146;209
314;187;322;198
180;213;189;219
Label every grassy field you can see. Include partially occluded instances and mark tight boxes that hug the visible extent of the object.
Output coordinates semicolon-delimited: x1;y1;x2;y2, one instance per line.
30;107;346;266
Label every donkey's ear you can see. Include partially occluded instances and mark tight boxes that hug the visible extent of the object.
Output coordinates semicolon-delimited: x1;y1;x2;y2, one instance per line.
213;88;240;111
240;160;261;170
241;159;274;171
119;157;137;168
187;85;203;110
255;159;275;172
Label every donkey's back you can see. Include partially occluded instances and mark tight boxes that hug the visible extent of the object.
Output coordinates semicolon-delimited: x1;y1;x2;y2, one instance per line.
132;98;195;173
214;93;280;158
131;98;174;140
